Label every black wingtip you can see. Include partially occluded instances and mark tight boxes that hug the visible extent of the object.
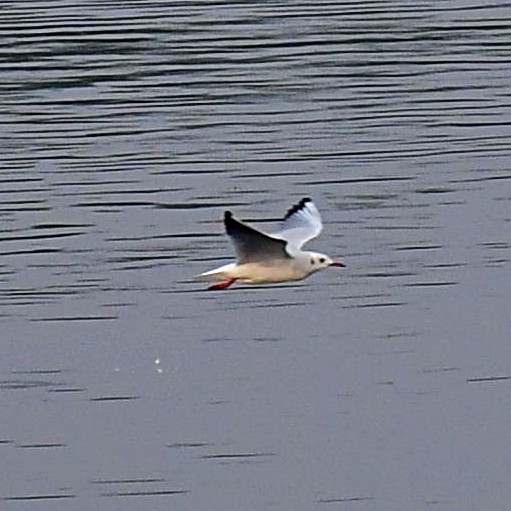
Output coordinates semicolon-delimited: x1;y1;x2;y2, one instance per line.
284;197;313;220
224;210;236;234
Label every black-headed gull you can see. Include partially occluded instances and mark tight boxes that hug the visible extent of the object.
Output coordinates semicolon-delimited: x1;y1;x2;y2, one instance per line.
200;197;344;290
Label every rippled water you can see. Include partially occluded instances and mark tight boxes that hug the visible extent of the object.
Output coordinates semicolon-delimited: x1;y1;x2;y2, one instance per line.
1;1;510;510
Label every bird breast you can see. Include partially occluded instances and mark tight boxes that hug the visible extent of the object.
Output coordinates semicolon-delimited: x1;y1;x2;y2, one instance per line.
234;260;308;283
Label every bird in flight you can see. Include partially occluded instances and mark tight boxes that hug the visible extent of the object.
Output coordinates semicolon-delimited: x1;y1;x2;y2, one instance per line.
199;197;344;290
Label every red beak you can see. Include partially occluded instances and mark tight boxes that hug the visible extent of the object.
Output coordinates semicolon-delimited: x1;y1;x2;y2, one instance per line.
330;261;345;268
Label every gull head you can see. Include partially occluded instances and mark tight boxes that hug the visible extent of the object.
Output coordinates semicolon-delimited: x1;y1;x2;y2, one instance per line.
303;251;345;275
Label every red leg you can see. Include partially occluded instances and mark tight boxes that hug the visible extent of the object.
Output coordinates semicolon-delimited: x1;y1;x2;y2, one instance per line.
208;278;237;290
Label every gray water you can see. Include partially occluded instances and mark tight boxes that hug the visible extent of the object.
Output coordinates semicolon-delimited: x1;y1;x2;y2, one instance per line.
1;1;510;510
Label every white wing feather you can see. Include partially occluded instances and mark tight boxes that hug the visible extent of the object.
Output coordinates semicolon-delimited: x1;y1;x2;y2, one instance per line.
271;198;323;255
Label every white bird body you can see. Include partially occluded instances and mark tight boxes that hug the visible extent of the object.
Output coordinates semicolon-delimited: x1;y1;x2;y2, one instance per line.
199;198;344;290
201;251;331;284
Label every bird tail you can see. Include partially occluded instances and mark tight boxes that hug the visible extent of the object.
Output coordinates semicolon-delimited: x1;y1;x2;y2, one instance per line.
197;263;237;282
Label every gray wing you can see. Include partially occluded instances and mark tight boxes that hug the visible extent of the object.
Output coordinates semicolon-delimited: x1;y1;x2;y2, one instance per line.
272;197;323;255
224;211;290;263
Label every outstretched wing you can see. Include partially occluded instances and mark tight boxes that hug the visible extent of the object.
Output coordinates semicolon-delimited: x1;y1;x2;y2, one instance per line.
224;211;289;263
272;197;323;255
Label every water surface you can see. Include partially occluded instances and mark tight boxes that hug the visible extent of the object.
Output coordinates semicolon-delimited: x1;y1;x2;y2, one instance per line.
1;1;510;510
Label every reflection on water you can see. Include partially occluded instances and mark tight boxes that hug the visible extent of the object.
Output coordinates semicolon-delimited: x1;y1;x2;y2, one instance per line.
1;1;510;509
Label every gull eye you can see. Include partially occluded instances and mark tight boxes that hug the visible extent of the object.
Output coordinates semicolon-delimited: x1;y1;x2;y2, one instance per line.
319;257;325;264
